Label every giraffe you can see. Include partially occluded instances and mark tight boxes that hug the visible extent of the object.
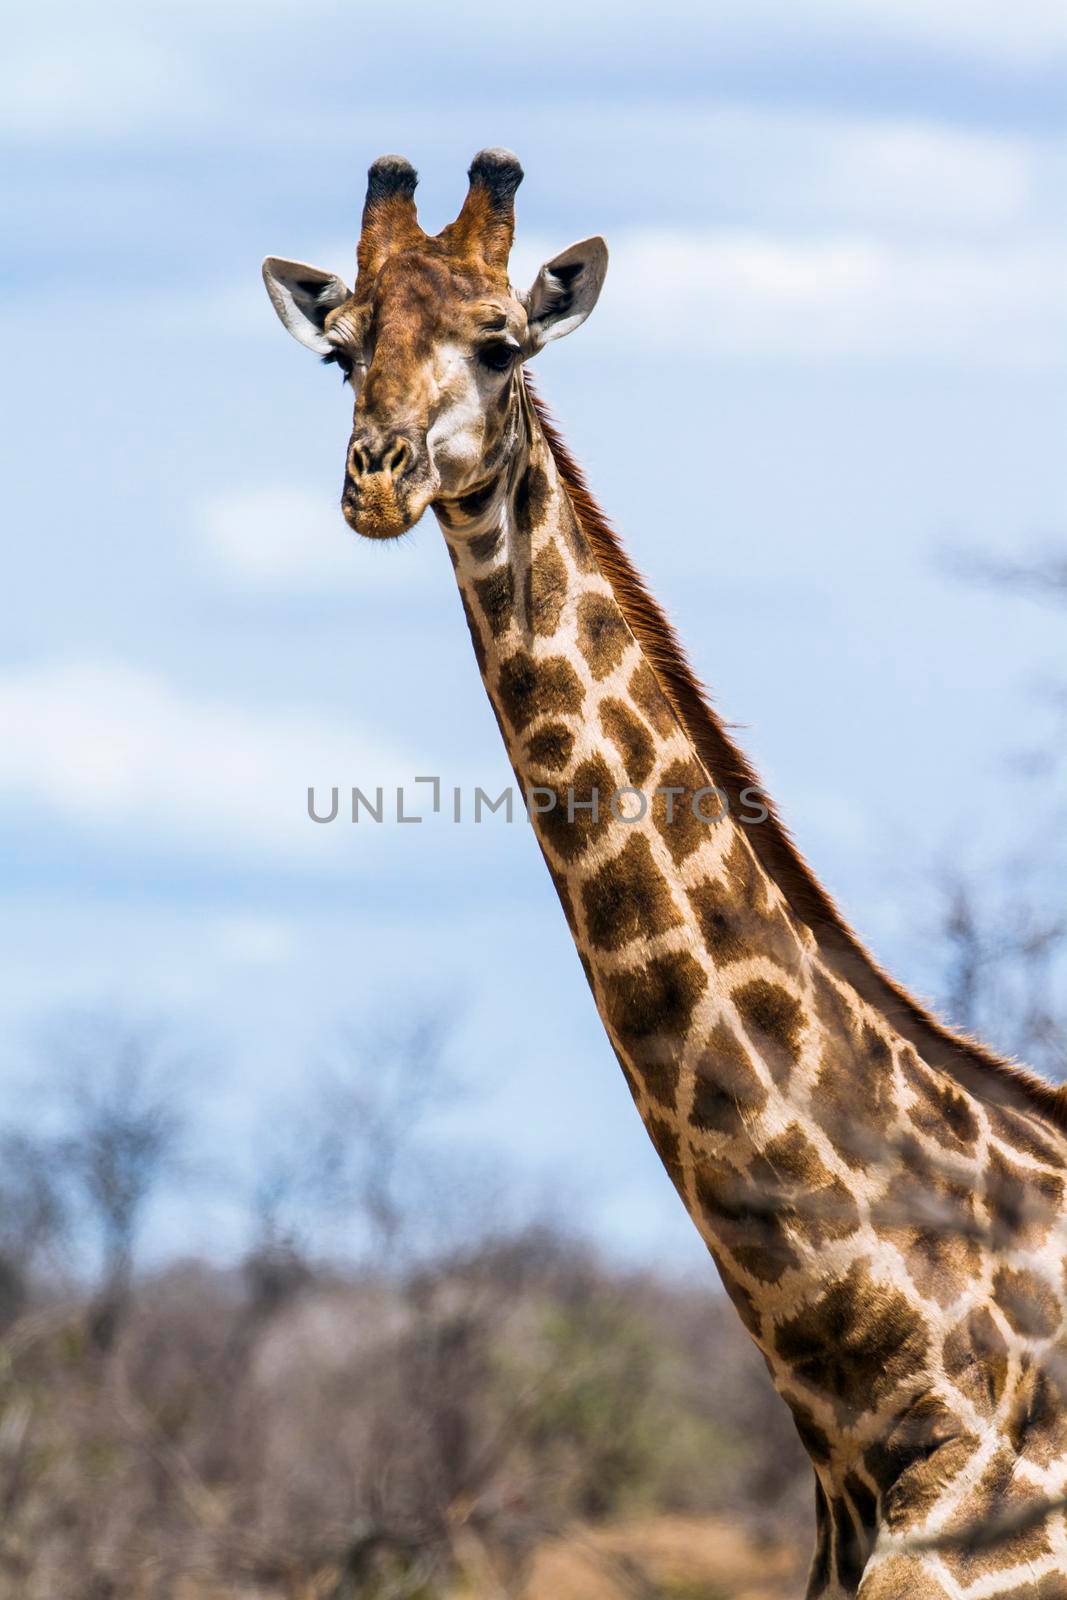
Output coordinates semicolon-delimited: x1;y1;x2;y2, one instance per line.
263;150;1067;1598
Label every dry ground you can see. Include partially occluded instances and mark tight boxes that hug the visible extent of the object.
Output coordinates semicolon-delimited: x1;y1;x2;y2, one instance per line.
521;1514;802;1600
124;1516;801;1600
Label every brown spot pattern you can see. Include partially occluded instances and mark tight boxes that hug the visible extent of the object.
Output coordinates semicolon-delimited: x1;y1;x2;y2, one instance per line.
990;1105;1067;1168
757;1124;860;1248
473;564;515;638
812;968;858;1037
598;697;655;786
647;1114;685;1194
942;1308;1010;1415
602;951;707;1106
697;1127;859;1279
445;398;1067;1558
556;494;598;573
577;592;631;681
998;1578;1067;1599
993;1267;1061;1338
732;978;804;1085
688;836;799;971
467;527;502;563
580;835;682;953
786;1396;832;1463
723;833;765;911
459;590;487;674
694;1159;802;1284
809;977;898;1168
455;476;500;519
628;660;675;737
987;1148;1062;1252
652;757;713;865
708;1246;762;1336
604;950;707;1052
687;877;754;965
1006;1357;1067;1466
874;1156;982;1307
902;1050;979;1153
524;722;574;773
689;1023;767;1137
513;461;550;536
536;753;613;863
496;649;583;734
523;538;568;635
864;1393;976;1531
774;1263;929;1422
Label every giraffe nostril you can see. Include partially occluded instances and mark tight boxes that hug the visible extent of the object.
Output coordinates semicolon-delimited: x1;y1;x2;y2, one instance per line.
384;439;410;476
348;436;413;479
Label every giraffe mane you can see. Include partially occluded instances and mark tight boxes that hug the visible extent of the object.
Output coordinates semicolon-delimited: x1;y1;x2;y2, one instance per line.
527;379;1067;1132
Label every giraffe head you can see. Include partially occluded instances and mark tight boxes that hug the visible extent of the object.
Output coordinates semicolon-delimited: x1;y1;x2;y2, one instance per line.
263;150;608;539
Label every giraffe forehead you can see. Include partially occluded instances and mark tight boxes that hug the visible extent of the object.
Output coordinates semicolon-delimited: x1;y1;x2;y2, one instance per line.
340;250;521;349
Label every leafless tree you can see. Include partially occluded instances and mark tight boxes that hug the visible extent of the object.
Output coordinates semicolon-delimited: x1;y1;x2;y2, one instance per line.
933;870;1067;1079
928;540;1067;1078
949;541;1067;601
0;1133;66;1327
249;1008;462;1268
34;1011;187;1348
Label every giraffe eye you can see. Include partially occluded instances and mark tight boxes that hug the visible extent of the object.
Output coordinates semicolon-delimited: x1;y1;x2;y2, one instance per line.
476;340;519;374
322;349;355;383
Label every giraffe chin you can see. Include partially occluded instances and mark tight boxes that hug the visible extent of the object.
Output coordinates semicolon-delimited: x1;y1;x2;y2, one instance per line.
342;482;434;541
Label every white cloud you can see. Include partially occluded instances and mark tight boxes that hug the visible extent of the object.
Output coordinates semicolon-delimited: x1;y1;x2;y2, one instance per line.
0;34;211;139
3;0;1064;146
691;111;1032;232
817;0;1067;65
205;913;296;965
194;483;437;595
828;125;1026;228
512;228;1067;366
600;0;1067;66
196;485;352;592
596;0;1067;64
23;0;1067;69
0;659;411;863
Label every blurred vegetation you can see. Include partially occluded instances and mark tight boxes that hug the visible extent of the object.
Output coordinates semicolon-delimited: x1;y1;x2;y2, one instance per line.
0;1012;808;1600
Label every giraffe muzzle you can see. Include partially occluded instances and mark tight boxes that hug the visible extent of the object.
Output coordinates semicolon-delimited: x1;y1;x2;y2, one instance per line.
342;429;437;539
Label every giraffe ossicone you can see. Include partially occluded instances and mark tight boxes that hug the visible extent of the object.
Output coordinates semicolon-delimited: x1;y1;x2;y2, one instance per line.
264;150;1067;1599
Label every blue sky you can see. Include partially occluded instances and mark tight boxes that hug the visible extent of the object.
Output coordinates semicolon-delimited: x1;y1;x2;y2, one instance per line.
2;0;1065;1268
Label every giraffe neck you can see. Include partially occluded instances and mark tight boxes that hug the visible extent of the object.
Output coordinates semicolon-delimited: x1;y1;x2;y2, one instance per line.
434;388;1067;1597
438;386;872;1287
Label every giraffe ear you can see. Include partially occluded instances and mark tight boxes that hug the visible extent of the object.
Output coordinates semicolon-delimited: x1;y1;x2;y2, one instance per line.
262;257;351;354
521;237;608;354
